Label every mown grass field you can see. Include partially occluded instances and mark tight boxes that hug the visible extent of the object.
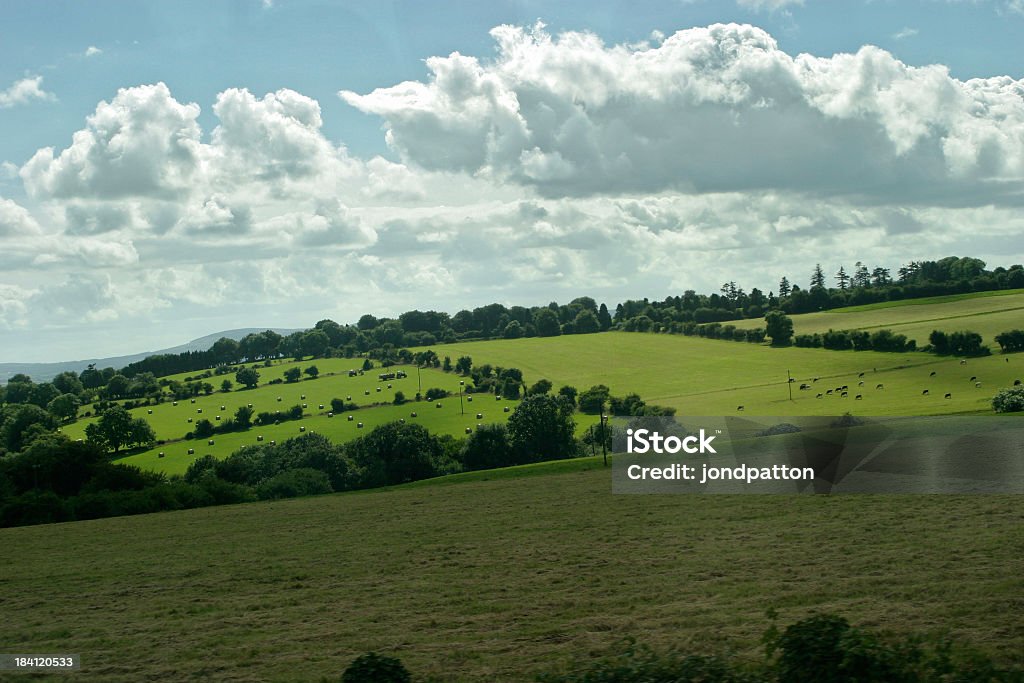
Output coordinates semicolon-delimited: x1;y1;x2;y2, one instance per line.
2;460;1022;681
729;289;1024;346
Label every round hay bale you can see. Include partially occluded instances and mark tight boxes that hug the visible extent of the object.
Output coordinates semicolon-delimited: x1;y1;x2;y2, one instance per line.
347;415;354;421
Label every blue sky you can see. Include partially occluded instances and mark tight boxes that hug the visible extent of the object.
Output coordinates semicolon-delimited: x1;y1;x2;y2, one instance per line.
2;0;1024;361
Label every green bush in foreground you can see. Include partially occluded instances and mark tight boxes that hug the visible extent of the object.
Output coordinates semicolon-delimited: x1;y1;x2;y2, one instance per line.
535;613;1024;683
341;652;411;683
992;386;1024;413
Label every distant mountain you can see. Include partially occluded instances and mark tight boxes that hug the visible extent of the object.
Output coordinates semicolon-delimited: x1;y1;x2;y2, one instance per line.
0;328;303;383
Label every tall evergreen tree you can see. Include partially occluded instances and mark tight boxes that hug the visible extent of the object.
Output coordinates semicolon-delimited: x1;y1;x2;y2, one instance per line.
778;276;791;298
811;264;826;288
836;266;850;290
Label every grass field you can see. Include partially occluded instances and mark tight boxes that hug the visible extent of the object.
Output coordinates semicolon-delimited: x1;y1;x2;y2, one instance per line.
2;460;1021;681
729;289;1024;346
58;331;1023;476
424;333;1022;416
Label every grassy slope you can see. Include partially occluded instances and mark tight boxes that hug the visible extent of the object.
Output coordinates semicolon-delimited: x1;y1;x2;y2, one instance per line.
60;333;1023;475
2;461;1021;682
729;289;1024;345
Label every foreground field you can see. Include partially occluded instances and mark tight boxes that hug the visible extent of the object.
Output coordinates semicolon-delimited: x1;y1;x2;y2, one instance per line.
730;289;1024;346
3;461;1021;681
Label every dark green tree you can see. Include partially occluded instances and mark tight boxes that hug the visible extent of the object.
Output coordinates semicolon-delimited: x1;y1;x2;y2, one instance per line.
235;367;260;389
507;394;577;463
765;310;794;346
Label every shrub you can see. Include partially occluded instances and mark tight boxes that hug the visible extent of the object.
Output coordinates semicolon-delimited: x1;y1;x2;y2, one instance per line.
992;386;1024;413
424;387;449;401
341;652;411;683
255;468;332;500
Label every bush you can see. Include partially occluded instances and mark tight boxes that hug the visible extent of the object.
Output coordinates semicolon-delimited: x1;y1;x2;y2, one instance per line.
424;387;449;401
992;386;1024;413
255;468;332;500
994;329;1024;353
342;652;411;683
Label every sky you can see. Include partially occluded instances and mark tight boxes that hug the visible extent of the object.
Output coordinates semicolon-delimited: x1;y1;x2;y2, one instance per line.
2;0;1024;363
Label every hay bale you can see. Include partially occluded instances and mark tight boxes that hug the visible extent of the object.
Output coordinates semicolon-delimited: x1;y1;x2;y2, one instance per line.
476;413;483;419
188;448;195;455
347;415;354;421
299;426;305;432
411;412;418;417
357;422;364;428
465;427;472;434
257;435;264;441
436;402;442;408
148;409;153;414
173;401;178;406
158;452;165;458
503;406;510;413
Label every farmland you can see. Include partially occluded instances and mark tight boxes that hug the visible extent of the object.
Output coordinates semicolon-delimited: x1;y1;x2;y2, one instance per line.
729;289;1024;346
2;459;1021;681
57;329;1023;476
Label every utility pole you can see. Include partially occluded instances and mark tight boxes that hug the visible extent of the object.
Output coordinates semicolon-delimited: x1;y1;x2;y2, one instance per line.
459;380;465;415
787;369;793;401
600;405;609;467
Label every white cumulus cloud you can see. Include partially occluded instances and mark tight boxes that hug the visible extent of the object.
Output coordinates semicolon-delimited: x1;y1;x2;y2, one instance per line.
341;23;1024;205
0;76;55;108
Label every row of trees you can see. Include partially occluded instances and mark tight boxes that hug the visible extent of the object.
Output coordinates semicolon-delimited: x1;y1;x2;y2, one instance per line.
0;391;586;527
614;256;1024;330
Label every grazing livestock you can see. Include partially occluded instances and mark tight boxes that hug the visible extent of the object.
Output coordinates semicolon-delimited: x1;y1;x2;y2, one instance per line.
816;393;823;398
945;393;952;399
827;389;833;395
970;376;977;382
799;383;810;390
922;389;930;395
975;382;982;388
930;371;937;377
858;381;864;386
813;377;819;382
736;406;744;411
960;359;967;365
876;384;884;389
855;395;862;400
841;391;848;398
1014;379;1022;386
858;372;864;377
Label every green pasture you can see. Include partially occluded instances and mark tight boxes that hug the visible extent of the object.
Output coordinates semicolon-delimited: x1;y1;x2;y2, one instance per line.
63;365;470;443
60;333;1024;476
424;333;1022;417
730;289;1024;346
2;461;1020;681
